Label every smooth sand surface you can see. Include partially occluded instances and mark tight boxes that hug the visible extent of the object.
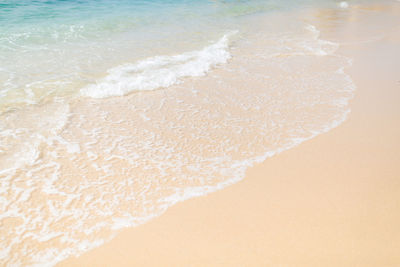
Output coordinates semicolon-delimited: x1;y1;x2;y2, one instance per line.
59;3;400;266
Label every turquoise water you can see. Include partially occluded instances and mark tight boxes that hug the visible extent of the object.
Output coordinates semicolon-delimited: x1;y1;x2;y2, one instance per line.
0;0;339;111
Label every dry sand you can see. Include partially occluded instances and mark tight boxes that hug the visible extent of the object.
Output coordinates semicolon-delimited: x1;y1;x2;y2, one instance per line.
59;3;400;266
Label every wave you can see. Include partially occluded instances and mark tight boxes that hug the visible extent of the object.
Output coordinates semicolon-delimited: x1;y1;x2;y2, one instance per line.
81;31;237;98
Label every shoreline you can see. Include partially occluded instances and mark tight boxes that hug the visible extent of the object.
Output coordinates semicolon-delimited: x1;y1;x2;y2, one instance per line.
58;2;400;266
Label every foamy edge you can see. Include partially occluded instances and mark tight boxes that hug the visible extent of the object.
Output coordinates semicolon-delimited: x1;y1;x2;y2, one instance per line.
80;31;237;98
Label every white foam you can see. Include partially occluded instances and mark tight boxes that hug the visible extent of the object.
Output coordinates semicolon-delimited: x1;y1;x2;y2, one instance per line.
80;32;236;98
305;25;340;55
339;1;349;8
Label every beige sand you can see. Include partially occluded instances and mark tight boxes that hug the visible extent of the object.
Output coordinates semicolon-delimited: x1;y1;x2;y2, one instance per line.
59;3;400;266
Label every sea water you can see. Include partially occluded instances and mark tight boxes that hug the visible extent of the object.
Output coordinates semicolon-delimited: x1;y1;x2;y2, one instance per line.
0;0;335;110
0;0;359;265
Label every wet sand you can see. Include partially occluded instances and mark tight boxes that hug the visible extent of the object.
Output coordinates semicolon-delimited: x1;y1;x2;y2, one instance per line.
59;2;400;266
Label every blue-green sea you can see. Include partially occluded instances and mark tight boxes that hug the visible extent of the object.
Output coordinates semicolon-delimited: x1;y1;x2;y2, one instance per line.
0;0;345;111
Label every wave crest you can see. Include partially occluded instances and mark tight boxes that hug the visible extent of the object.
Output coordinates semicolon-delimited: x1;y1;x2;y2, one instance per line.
81;32;237;98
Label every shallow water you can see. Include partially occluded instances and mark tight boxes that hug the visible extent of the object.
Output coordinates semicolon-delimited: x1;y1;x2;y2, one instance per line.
0;0;366;265
0;0;343;112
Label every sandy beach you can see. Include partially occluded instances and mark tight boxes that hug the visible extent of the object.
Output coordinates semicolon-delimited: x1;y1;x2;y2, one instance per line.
58;2;400;267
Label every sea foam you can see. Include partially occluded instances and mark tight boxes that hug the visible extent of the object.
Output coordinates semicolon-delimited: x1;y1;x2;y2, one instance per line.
81;32;236;98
